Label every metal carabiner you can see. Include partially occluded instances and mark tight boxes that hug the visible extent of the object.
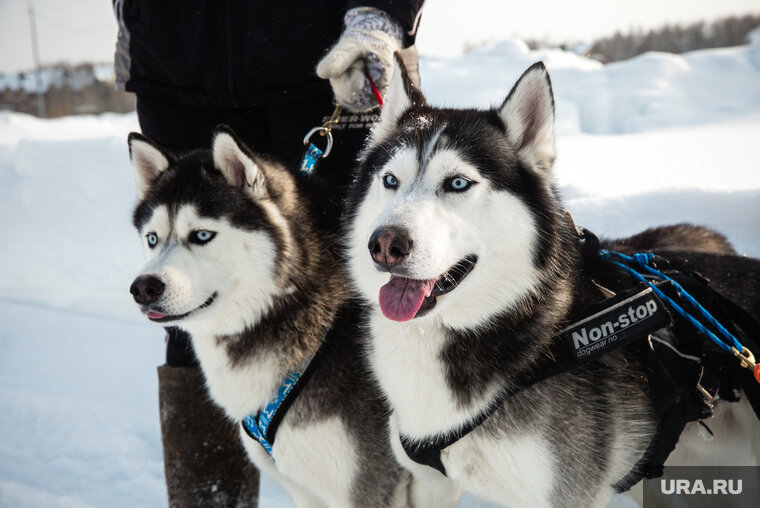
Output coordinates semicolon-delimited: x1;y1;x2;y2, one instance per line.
322;104;343;132
302;104;342;159
302;126;333;158
731;346;759;383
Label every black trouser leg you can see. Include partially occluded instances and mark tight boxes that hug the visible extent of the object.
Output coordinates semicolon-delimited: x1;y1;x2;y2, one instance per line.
158;365;260;507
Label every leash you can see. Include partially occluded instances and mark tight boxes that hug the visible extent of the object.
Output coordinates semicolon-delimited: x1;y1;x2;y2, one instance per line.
601;250;759;383
366;72;384;107
300;73;384;176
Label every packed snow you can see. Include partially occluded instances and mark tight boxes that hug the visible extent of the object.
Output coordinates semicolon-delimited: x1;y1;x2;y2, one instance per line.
1;35;759;508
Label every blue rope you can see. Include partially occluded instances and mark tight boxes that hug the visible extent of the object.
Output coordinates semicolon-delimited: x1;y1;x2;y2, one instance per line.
600;249;743;354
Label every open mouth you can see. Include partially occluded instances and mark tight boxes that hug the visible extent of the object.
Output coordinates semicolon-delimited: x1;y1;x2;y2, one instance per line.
378;256;477;322
146;292;218;323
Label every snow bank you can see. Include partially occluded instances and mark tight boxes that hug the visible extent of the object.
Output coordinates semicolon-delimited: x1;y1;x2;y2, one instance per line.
420;36;760;134
0;112;143;320
0;38;758;508
0;302;165;508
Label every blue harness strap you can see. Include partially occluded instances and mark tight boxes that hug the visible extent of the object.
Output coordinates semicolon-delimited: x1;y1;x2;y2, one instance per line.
240;322;333;458
242;371;302;455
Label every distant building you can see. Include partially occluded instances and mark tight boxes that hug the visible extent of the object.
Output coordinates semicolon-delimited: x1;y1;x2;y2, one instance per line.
0;63;134;117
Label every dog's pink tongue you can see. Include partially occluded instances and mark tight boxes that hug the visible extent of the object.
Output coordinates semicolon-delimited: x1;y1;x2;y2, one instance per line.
379;276;435;322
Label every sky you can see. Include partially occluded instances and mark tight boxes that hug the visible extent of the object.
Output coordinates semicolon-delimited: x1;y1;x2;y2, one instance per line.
0;0;759;73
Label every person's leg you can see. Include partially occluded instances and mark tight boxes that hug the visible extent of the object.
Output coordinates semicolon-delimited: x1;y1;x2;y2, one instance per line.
135;94;267;507
158;365;260;507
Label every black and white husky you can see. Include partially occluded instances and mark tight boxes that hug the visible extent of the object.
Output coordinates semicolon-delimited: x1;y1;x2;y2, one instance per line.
345;59;760;507
127;126;447;507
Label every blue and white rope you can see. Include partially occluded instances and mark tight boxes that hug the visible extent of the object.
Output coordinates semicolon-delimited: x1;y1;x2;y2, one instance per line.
600;250;744;354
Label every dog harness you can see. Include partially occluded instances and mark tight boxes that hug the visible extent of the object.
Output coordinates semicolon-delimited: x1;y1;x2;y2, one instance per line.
242;371;302;455
241;333;329;458
399;230;760;492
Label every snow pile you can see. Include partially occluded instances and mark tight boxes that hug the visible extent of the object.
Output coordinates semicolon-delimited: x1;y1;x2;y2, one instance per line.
0;38;759;508
0;112;143;319
420;35;760;134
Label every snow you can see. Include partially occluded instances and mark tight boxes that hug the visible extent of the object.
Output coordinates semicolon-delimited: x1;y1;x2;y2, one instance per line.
1;36;759;507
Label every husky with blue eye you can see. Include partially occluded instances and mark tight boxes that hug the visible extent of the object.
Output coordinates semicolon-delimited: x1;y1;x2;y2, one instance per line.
127;126;456;508
345;57;760;507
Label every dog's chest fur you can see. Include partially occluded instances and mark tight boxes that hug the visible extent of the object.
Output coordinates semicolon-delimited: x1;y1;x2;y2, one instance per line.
369;310;555;506
186;302;415;508
368;311;502;437
368;301;655;507
191;332;284;420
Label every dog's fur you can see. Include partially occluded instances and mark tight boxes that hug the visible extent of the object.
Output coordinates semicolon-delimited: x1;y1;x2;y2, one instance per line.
345;59;760;507
128;127;451;508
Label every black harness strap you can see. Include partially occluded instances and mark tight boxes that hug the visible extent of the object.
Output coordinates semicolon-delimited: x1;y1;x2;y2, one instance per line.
401;284;672;476
268;337;329;447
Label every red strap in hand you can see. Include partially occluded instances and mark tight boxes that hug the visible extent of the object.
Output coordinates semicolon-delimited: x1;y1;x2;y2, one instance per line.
366;73;384;108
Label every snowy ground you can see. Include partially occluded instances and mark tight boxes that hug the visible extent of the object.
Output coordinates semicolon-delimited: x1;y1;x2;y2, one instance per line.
1;35;759;507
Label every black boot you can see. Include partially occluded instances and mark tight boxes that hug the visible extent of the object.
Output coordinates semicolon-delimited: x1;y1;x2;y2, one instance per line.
158;329;259;507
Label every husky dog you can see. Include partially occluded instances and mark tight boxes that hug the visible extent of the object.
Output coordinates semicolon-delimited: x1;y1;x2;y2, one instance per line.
345;59;760;507
128;126;444;508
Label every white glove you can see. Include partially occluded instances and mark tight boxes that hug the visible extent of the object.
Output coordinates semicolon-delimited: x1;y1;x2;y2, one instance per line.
316;7;404;112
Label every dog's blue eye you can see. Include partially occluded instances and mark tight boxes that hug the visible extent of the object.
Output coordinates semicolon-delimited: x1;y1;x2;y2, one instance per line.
383;174;399;189
190;230;216;245
146;233;158;248
445;177;472;193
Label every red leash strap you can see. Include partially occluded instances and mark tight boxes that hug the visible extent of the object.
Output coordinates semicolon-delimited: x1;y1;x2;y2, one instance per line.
366;72;384;108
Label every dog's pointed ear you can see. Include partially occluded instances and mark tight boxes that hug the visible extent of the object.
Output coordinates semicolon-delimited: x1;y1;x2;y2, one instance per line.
498;62;555;172
128;132;171;199
368;52;427;146
212;125;268;199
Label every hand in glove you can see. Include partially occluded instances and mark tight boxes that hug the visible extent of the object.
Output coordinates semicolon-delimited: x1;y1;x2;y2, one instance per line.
316;7;404;112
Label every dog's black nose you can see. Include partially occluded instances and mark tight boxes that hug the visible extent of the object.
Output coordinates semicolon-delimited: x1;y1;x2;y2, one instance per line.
368;227;412;268
130;275;165;305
